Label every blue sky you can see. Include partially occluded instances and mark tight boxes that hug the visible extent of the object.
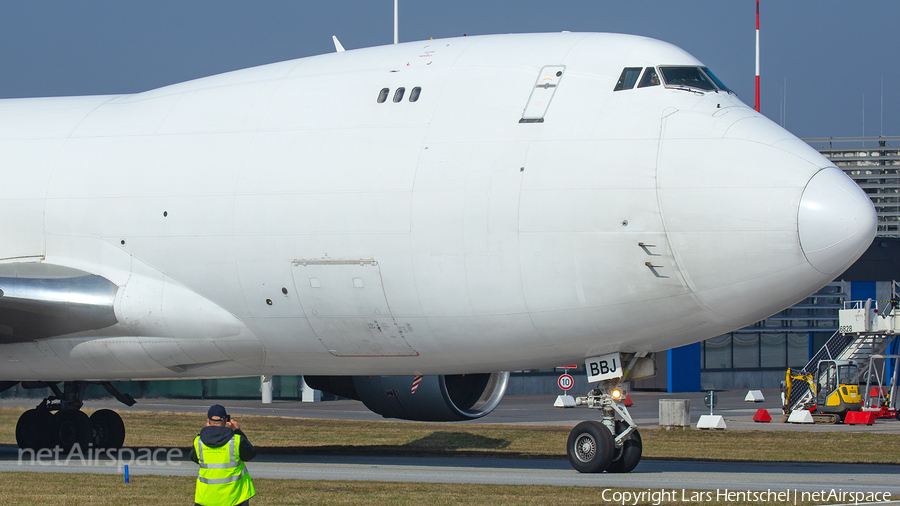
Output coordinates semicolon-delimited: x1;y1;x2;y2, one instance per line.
0;1;895;139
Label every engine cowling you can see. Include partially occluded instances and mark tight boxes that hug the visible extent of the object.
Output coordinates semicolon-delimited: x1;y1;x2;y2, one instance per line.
305;372;510;421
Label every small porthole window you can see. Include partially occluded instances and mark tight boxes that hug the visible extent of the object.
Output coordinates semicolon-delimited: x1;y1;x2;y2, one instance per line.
377;88;389;103
393;87;405;103
409;87;421;102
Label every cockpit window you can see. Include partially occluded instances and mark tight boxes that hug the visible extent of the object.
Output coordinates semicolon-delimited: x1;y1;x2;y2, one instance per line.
614;67;642;91
637;67;660;88
700;67;731;92
659;67;716;91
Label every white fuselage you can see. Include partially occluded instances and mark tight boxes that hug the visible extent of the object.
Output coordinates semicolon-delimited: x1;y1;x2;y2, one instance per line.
0;33;876;381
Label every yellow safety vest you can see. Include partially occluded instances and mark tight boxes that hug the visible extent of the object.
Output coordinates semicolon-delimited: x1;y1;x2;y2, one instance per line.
194;434;256;506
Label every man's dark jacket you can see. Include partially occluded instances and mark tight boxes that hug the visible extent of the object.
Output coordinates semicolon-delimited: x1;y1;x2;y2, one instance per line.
189;426;257;463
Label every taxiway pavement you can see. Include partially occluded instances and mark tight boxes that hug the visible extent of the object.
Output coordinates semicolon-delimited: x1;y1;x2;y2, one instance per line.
1;389;898;493
1;450;897;494
4;388;896;432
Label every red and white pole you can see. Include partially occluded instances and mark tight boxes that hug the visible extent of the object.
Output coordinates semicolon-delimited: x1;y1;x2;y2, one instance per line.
755;0;760;112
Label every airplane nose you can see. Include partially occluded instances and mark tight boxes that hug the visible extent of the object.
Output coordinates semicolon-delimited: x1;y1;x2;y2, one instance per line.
798;167;877;276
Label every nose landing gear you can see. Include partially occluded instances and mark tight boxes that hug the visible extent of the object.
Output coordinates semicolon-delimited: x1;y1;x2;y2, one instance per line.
567;380;642;473
13;381;133;452
567;420;614;473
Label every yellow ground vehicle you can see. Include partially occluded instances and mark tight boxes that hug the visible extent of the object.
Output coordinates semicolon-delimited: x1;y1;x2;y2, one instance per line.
783;359;861;423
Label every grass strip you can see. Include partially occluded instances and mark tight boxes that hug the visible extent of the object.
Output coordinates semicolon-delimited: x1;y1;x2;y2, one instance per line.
0;472;857;506
1;407;899;464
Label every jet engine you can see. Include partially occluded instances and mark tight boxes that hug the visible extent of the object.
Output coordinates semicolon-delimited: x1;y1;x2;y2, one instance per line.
305;372;510;421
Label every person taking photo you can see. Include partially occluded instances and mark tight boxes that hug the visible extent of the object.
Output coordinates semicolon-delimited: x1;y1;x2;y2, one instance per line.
189;404;257;506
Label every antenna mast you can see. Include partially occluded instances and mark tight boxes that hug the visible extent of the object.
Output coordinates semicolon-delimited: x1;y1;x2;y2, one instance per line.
394;0;399;44
755;0;760;112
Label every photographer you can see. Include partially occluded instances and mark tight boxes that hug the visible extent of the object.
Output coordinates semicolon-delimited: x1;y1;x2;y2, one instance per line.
189;404;258;506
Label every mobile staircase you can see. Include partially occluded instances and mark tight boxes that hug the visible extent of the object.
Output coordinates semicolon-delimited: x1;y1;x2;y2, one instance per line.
784;297;899;421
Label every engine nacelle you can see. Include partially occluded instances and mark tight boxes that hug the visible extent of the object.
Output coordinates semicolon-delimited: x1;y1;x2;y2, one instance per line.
305;372;509;421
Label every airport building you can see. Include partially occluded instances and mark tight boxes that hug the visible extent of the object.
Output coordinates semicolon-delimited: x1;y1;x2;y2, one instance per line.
2;137;899;402
813;136;900;237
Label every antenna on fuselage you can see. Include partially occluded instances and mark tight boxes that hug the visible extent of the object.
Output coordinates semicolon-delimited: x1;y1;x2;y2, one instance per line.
332;35;346;52
394;0;399;44
755;0;760;112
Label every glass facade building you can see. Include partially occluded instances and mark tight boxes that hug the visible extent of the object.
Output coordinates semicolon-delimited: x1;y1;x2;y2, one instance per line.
699;283;848;389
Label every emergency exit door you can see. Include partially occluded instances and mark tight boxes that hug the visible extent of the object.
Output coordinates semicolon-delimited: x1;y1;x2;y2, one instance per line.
520;65;565;123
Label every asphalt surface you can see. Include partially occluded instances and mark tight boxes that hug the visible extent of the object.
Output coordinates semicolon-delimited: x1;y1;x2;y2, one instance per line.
5;387;896;432
2;389;899;495
2;449;898;494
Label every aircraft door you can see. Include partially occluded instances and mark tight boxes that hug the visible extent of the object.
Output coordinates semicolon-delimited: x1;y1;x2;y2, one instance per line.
290;259;418;357
520;65;565;123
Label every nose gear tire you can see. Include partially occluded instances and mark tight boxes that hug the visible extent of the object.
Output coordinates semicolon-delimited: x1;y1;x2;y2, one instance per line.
606;421;642;473
567;420;614;473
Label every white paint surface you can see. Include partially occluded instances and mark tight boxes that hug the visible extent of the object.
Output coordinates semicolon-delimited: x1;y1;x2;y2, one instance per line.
0;32;876;381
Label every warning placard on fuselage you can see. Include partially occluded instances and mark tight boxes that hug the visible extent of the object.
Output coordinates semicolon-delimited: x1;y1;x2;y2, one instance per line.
585;353;622;383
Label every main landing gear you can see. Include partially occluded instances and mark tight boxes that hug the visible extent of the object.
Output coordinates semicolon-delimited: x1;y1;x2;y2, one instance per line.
13;381;135;452
567;380;642;473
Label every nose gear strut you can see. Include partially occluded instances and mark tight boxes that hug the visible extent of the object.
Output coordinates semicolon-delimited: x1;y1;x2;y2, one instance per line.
566;353;649;473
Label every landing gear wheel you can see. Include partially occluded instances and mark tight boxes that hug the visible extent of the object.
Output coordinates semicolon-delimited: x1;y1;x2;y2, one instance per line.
606;421;642;473
90;409;125;449
16;409;57;450
567;421;614;473
56;410;92;452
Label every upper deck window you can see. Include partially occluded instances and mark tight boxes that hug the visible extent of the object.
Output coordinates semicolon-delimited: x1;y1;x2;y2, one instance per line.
637;67;660;88
700;67;731;93
614;67;642;91
659;67;716;91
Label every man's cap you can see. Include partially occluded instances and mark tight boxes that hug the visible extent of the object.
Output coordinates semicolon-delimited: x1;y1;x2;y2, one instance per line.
208;404;228;421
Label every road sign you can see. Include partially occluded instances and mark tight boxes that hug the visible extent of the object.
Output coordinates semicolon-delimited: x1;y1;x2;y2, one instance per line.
704;391;718;410
558;374;574;391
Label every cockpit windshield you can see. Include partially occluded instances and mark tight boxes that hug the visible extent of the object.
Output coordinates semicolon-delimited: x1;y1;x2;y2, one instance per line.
612;65;730;94
700;67;731;92
659;67;716;91
614;67;642;91
637;67;659;88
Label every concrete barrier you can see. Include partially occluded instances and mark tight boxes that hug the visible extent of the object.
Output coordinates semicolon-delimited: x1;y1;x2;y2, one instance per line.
788;409;814;424
696;414;726;429
659;399;691;429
